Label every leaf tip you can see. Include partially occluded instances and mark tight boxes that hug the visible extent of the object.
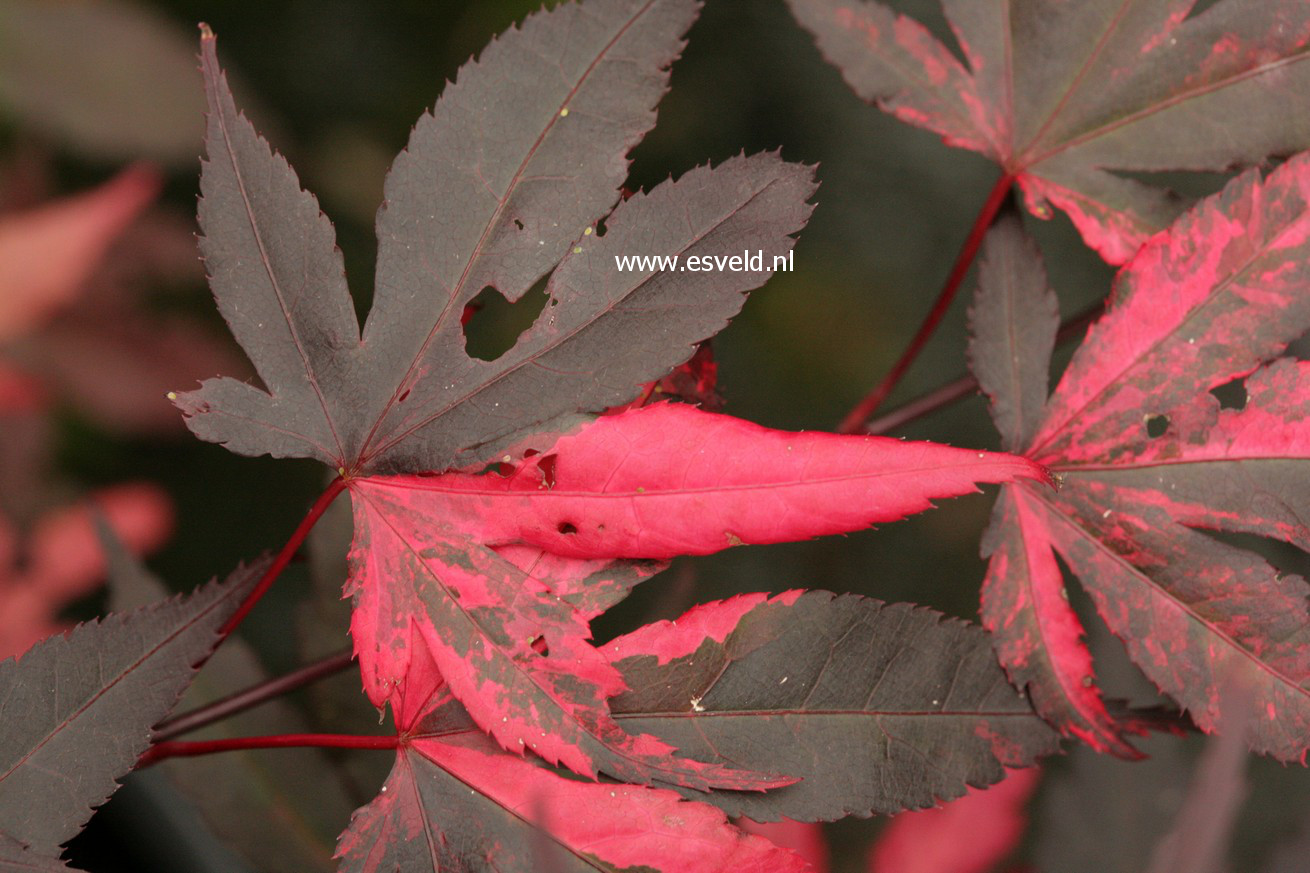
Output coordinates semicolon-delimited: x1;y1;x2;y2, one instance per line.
198;22;215;42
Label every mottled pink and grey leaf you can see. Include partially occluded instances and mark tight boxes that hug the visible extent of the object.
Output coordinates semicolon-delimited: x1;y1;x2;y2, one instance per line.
790;0;1310;263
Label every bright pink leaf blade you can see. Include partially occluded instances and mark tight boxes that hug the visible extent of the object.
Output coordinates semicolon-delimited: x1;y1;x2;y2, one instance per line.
867;767;1039;873
359;403;1051;562
0;165;158;343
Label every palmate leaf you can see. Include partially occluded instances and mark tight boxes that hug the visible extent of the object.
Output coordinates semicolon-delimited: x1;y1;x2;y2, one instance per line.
176;0;816;475
789;0;1310;263
970;153;1310;759
177;0;1060;854
335;734;808;873
347;402;1049;788
335;593;1054;871
0;559;264;854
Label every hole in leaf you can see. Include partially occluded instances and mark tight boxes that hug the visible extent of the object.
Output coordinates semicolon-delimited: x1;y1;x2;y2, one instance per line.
1185;0;1224;20
1198;528;1310;581
1108;168;1231;201
462;276;549;361
557;521;578;535
1210;376;1247;410
538;454;557;489
513;218;524;230
530;635;549;656
595;214;609;237
1145;414;1169;438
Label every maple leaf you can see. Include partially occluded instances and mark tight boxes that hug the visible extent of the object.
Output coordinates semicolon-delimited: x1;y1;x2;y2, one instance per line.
0;559;265;856
347;403;1049;788
336;591;1055;870
788;0;1310;263
336;634;810;873
182;0;1050;798
177;0;806;475
970;155;1310;760
0;482;173;659
0;165;157;344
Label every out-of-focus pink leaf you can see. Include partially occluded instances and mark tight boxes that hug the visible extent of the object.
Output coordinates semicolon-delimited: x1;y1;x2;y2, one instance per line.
0;165;158;342
868;767;1040;873
0;483;173;659
736;819;829;872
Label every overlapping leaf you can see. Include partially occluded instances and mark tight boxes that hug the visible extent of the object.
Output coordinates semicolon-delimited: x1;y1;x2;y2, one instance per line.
336;735;808;873
789;0;1310;263
866;766;1039;873
0;559;264;854
178;1;1066;863
608;591;1057;821
336;641;808;873
177;0;816;474
347;402;1049;788
336;592;1054;871
971;154;1310;759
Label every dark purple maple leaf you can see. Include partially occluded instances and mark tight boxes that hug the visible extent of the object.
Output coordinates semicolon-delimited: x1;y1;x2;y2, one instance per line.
789;0;1310;264
0;833;72;872
970;155;1310;760
0;559;266;857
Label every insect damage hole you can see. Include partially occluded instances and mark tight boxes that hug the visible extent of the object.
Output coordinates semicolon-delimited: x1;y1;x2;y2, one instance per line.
1145;414;1169;438
557;521;578;535
461;276;549;361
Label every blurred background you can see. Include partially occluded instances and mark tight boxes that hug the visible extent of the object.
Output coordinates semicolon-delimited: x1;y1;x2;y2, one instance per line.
0;0;1306;870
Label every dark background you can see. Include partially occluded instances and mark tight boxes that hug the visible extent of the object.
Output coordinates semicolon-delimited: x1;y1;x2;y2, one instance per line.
0;0;1305;870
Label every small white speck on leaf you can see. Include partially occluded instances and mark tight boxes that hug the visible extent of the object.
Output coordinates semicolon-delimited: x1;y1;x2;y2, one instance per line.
559;107;569;117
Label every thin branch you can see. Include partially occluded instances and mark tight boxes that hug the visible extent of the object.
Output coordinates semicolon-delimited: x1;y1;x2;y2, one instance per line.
221;476;349;636
838;172;1015;434
154;648;356;742
863;300;1105;435
138;732;399;768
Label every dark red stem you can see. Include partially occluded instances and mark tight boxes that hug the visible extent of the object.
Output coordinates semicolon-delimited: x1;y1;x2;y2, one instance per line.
220;476;349;636
139;732;399;768
838;172;1015;434
154;648;356;742
863;299;1105;435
